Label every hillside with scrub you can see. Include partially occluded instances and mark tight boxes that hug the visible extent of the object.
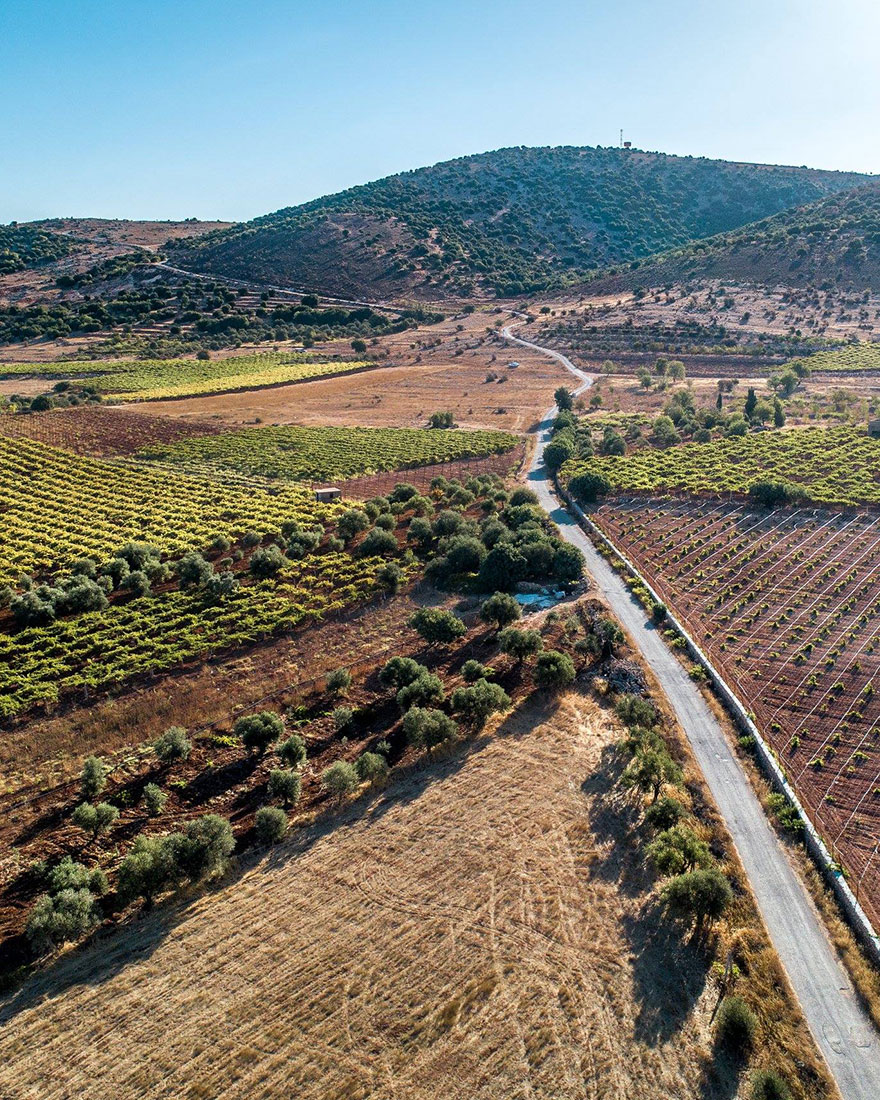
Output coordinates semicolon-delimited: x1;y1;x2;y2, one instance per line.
167;147;868;299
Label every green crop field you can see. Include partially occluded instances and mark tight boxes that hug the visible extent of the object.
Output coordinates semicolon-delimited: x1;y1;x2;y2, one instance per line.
0;352;371;401
0;435;343;585
562;425;880;506
794;344;880;373
139;424;520;482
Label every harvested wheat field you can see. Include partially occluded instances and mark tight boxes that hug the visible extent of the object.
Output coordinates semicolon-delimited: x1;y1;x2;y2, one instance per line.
0;692;824;1100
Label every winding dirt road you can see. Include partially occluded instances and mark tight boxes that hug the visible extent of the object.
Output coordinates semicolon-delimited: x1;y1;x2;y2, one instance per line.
502;321;880;1100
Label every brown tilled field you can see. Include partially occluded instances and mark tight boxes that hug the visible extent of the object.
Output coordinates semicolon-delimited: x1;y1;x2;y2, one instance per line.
0;406;223;456
0;692;829;1100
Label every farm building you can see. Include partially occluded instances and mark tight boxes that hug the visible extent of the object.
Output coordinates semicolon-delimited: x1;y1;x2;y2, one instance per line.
868;418;880;438
314;487;342;502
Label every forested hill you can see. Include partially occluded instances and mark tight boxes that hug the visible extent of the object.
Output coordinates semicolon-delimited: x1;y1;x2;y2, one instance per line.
584;179;880;293
167;147;868;300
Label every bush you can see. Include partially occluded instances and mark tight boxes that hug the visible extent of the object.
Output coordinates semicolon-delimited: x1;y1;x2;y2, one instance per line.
255;806;288;844
643;796;685;832
397;673;445;711
499;626;543;663
118;834;180;903
72;801;119;839
461;659;490;682
235;710;285;753
479;591;521;630
249;544;286;578
321;760;359;800
409;607;467;646
568;470;611;503
26;888;101;954
661;868;733;929
647;825;712;876
750;1070;792;1100
716;995;757;1055
358;527;399;557
553;543;584;584
403;707;458;752
175;551;213;589
354;751;389;784
326;667;352;695
477;543;526;592
534;650;576;690
444;536;485;575
332;705;354;732
80;755;109;801
47;856;107;896
377;561;403;593
379;656;427;691
154;725;192;763
277;733;307;768
175;814;235;882
450;678;511;728
143;783;168;816
615;694;660;728
623;745;682;801
268;768;302;807
337;507;370;541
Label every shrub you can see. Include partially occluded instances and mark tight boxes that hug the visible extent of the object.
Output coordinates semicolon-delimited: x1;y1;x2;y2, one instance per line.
142;783;168;816
358;527;398;557
461;659;490;682
409;607;467;646
477;543;526;592
479;591;521;630
444;536;485;575
553;543;585;584
26;888;101;954
255;806;288;845
249;544;286;578
118;835;180;903
337;508;370;541
235;710;285;753
403;707;458;752
623;745;682;802
72;801;119;839
320;669;352;699
47;856;107;896
175;814;235;882
154;725;192;763
80;755;109;801
568;470;611;503
661;868;733;930
499;626;543;663
615;694;659;728
377;561;403;592
534;649;576;690
332;705;354;732
268;768;302;807
450;678;511;728
321;760;359;800
750;1070;792;1100
175;551;213;589
647;825;712;876
277;733;307;768
716;995;757;1055
397;673;445;711
355;751;389;784
643;796;685;832
379;656;427;691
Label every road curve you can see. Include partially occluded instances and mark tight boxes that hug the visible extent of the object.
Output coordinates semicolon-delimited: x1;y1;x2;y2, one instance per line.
503;321;880;1100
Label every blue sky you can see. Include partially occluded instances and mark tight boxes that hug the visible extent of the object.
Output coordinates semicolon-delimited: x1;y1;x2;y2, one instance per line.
2;0;878;224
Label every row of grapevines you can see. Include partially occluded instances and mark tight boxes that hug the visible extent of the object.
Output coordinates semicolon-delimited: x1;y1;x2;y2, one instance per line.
139;424;520;482
0;436;342;585
0;552;404;719
561;425;880;506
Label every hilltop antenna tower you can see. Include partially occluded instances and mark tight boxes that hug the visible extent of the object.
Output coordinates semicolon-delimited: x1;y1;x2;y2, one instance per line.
620;129;623;148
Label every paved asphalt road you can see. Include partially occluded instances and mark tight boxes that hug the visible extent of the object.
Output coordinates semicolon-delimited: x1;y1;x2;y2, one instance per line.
502;322;880;1100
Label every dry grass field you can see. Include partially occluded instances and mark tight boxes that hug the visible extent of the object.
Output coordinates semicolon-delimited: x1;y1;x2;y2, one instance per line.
0;691;829;1100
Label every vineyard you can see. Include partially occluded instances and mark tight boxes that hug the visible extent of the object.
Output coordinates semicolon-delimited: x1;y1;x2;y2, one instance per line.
138;424;520;482
592;497;880;929
796;344;880;373
0;352;371;401
0;436;343;584
563;425;880;506
0;551;405;719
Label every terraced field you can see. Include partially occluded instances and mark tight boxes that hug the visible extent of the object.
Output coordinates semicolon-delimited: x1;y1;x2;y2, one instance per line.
797;345;880;373
593;497;880;928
